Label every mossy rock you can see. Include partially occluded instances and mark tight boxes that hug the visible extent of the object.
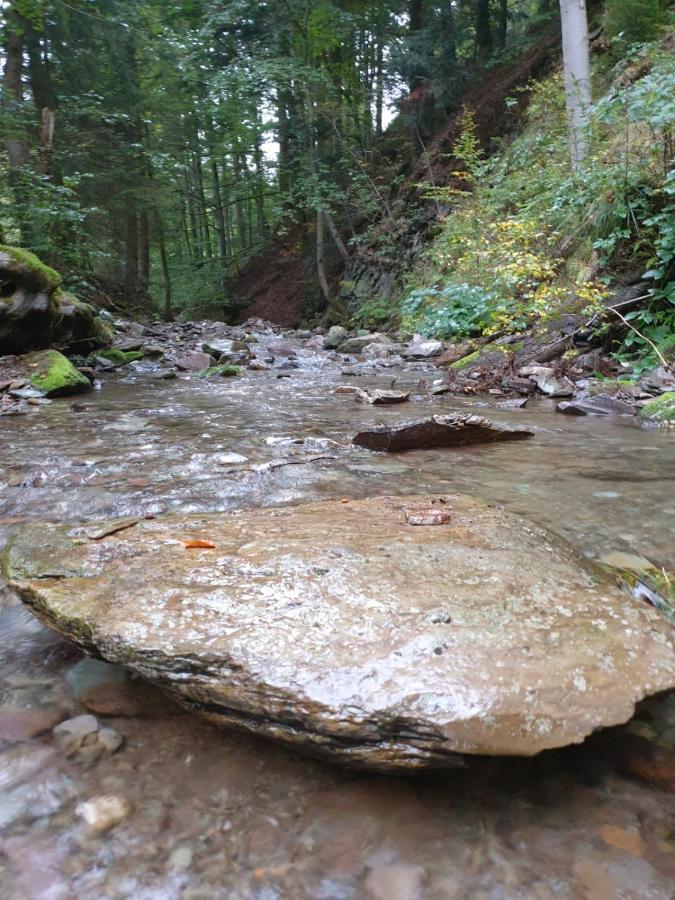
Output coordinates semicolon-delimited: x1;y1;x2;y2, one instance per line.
197;364;243;378
90;348;143;367
27;350;92;397
638;392;675;428
0;244;61;293
0;245;62;355
53;292;113;354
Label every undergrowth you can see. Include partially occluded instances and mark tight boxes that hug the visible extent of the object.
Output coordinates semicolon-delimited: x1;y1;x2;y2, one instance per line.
398;35;675;373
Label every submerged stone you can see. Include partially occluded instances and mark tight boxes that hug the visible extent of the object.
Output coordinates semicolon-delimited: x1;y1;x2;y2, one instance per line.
3;495;673;770
353;414;532;451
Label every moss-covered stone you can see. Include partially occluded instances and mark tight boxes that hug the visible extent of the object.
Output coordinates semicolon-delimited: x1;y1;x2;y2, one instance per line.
90;348;143;367
53;291;113;354
0;245;62;355
638;392;675;428
27;350;92;397
0;244;61;292
197;364;243;378
449;349;481;369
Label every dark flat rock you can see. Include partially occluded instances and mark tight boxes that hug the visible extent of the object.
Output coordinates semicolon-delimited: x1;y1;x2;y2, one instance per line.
353;414;533;452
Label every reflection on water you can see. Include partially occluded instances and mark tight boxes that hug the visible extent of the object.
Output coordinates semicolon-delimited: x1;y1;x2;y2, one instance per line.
1;350;674;899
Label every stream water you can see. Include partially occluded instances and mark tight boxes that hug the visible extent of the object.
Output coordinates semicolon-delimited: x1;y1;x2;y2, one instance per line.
1;336;674;898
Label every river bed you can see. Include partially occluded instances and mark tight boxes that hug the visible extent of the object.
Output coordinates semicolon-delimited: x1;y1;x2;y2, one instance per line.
1;338;674;898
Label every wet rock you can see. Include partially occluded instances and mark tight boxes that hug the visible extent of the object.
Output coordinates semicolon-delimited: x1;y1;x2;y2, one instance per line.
175;351;216;371
324;325;349;350
9;386;45;400
434;342;476;367
304;334;325;350
0;706;66;741
639;366;675;396
363;342;403;359
142;344;165;359
352;414;532;452
502;376;536;395
153;367;177;380
557;395;636;417
169;846;194;871
402;340;444;359
338;333;392;354
215;452;249;465
354;389;410;405
52;714;123;760
202;339;251;364
6;494;671;769
81;679;182;719
498;397;528;410
638;392;675;428
76;794;132;833
533;373;576;398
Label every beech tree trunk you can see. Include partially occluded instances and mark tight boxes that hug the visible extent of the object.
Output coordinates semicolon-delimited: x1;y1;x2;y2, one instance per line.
559;0;592;168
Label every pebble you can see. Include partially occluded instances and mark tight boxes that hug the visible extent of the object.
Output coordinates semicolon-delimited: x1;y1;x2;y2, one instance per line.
53;714;123;760
76;795;132;833
169;846;193;871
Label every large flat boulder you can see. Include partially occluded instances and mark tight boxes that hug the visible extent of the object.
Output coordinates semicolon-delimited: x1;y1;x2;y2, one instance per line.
353;414;532;451
3;495;673;770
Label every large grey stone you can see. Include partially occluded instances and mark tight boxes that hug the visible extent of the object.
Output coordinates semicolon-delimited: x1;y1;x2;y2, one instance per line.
3;495;673;770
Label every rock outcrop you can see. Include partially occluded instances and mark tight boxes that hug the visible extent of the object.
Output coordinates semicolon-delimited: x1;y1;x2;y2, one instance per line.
3;495;673;770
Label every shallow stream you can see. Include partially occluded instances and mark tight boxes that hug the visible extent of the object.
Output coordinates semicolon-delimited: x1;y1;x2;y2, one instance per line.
1;338;673;898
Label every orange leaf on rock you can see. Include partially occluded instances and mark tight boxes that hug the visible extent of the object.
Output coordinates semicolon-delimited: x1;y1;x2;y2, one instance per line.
181;539;216;549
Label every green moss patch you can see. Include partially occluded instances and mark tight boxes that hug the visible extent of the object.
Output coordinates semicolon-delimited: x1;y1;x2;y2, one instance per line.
0;244;61;292
28;350;91;397
638;392;675;428
197;365;244;378
90;348;143;366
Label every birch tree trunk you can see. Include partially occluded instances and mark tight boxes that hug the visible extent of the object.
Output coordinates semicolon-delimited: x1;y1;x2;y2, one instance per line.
559;0;592;169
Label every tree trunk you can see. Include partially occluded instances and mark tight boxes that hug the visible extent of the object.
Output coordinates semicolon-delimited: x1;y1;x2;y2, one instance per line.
2;4;32;245
316;209;330;304
476;0;493;60
498;0;508;49
157;216;173;322
325;211;350;263
124;204;139;293
559;0;591;168
138;210;150;294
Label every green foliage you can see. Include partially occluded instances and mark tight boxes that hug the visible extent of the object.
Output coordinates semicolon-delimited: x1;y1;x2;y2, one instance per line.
350;297;396;330
603;0;670;47
451;109;483;181
402;284;495;338
403;40;675;371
